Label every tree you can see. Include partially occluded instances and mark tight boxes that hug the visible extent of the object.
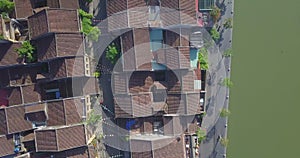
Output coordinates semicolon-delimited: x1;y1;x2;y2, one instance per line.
196;127;206;144
198;47;209;70
220;108;231;117
15;41;36;63
78;9;101;42
210;6;221;23
221;78;233;88
106;43;119;64
223;18;233;29
86;110;102;125
210;27;220;42
0;0;14;14
0;34;4;40
220;137;229;147
223;48;233;57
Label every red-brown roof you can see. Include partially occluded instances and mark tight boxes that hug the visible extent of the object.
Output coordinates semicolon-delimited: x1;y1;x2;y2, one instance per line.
107;0;196;30
33;33;84;61
114;69;201;118
130;135;186;158
25;103;47;122
0;135;14;157
31;146;93;158
47;98;84;126
47;0;79;9
48;57;85;79
6;105;33;134
28;9;80;39
35;124;87;152
0;41;23;67
13;0;34;19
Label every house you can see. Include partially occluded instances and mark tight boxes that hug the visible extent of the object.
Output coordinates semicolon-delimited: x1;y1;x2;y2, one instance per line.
28;8;80;39
103;0;206;157
0;5;99;157
13;0;80;19
106;0;197;31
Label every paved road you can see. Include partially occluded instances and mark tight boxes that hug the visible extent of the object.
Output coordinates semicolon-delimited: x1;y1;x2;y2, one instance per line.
199;0;234;157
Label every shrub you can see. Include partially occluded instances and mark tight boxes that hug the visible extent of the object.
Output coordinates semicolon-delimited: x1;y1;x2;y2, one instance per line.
0;34;4;40
15;41;36;63
198;47;209;70
0;0;15;14
106;43;119;64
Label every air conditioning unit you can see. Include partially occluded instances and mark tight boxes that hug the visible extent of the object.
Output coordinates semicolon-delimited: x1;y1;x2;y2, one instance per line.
84;56;91;77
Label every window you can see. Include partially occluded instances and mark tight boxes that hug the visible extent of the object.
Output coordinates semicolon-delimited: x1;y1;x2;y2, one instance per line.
45;88;61;100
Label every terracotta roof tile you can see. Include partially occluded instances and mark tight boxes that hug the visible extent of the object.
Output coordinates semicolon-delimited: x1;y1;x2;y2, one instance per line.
13;0;34;19
0;108;7;135
28;9;80;39
6;105;32;134
0;42;23;67
35;124;86;152
0;135;14;157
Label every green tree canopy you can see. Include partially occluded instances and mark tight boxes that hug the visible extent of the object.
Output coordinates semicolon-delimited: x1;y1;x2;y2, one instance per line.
210;27;220;42
210;6;221;23
15;41;36;63
223;18;233;29
220;108;231;117
106;43;119;64
0;0;14;14
223;48;233;57
79;9;101;41
220;137;229;147
221;78;233;88
196;127;207;144
198;47;209;70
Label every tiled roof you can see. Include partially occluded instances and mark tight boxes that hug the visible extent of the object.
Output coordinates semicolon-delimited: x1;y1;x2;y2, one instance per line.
107;0;196;30
47;0;79;9
31;146;93;158
25;103;47;122
13;0;33;19
114;70;201;118
0;87;22;106
0;108;7;135
6;105;32;134
48;57;85;79
47;98;83;126
130;135;185;158
33;33;84;61
0;135;14;157
22;84;42;104
28;9;80;39
0;41;23;67
35;124;86;152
